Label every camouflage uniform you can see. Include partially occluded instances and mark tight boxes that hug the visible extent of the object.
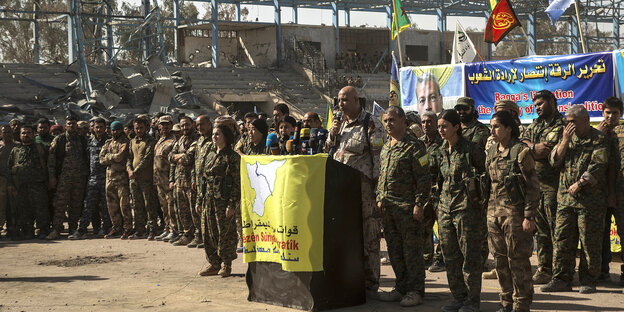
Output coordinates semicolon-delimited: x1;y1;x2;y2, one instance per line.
127;134;158;233
35;134;54;148
377;133;430;296
100;135;132;232
77;135;111;233
0;140;16;231
549;127;608;287
485;125;526;152
201;147;240;266
154;133;176;234
239;136;266;155
324;109;386;291
431;137;485;308
599;127;622;273
461;118;490;269
7;142;49;237
462;119;490;151
486;140;539;312
169;131;200;239
420;133;443;266
611;124;624;267
520;112;565;276
192;136;213;217
48;133;88;233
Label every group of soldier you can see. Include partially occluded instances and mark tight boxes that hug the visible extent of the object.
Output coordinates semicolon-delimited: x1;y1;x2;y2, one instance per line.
330;86;622;312
1;84;622;311
0;111;273;277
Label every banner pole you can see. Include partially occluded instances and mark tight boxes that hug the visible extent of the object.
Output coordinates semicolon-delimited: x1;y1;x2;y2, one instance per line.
574;0;587;53
510;32;521;58
519;26;536;55
391;0;405;67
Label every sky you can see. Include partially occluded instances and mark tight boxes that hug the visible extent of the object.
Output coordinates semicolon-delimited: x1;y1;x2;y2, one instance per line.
123;0;488;31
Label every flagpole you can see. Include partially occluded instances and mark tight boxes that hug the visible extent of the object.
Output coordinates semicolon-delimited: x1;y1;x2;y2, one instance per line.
519;26;536;55
392;0;405;67
574;0;587;53
510;32;521;58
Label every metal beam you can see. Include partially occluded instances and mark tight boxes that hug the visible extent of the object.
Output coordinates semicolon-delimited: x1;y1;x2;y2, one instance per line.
437;6;446;63
236;1;241;21
526;12;536;55
275;0;282;67
106;1;114;64
212;0;219;68
570;15;579;54
142;0;151;61
345;7;350;27
332;1;339;56
33;0;40;64
174;0;180;62
293;3;298;23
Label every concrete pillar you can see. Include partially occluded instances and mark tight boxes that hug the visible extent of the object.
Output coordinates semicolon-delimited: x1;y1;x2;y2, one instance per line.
174;0;180;62
614;12;620;50
33;0;40;64
292;4;298;24
386;5;393;57
332;2;339;56
142;0;151;61
275;0;282;67
106;1;114;63
527;12;536;55
436;8;446;64
211;0;219;68
67;0;75;63
236;2;241;21
570;16;579;54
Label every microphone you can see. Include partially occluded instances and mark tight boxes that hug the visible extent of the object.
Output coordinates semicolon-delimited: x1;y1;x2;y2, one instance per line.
309;128;319;154
292;121;302;155
267;133;280;155
335;111;343;123
285;139;294;154
299;128;310;141
316;128;328;154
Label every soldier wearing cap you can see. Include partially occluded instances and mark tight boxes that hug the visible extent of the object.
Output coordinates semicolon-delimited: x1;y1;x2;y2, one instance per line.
77;121;89;138
70;117;111;239
172;124;182;140
100;121;132;239
154;115;177;241
9;119;22;143
455;96;490;279
519;90;566;284
46;116;89;240
455;97;490;151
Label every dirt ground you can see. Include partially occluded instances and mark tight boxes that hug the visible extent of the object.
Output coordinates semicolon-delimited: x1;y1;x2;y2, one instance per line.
1;234;623;312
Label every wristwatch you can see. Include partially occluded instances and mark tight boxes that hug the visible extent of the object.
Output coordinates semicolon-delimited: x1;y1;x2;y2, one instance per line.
577;181;583;188
525;216;535;221
529;144;536;152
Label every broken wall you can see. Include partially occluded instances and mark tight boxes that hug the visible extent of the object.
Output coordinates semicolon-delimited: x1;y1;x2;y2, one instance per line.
237;27;277;67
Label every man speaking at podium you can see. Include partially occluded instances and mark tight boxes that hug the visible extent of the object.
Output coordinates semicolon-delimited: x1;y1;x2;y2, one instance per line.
324;86;386;299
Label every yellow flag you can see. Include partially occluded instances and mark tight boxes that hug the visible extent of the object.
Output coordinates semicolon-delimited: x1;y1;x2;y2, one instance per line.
241;154;327;272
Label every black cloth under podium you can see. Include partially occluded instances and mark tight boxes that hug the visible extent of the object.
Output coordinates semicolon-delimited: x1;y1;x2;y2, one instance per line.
246;158;365;310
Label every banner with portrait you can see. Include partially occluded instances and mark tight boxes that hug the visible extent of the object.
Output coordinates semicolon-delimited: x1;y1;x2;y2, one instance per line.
400;64;465;116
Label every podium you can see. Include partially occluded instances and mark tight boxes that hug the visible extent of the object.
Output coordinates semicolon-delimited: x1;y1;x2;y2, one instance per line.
246;158;365;310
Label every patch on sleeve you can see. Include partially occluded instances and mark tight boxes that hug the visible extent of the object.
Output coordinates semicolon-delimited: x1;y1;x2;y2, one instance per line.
545;130;558;142
371;137;384;148
592;148;607;164
418;154;429;167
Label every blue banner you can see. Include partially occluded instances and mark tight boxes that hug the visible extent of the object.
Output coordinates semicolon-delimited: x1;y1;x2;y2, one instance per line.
465;52;613;123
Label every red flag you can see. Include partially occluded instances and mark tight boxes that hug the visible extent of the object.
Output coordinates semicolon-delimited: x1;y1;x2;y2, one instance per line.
484;0;521;45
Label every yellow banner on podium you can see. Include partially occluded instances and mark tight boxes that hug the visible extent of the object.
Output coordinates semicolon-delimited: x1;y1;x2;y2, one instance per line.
241;154;327;272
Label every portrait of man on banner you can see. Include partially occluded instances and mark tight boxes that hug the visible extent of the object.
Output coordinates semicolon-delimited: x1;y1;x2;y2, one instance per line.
400;64;465;116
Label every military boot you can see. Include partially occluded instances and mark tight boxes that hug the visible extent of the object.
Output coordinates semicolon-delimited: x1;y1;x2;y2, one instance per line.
540;278;572;292
199;264;220;276
532;269;552;284
187;236;200;248
218;262;232;277
45;230;60;240
173;235;192;246
155;231;169;241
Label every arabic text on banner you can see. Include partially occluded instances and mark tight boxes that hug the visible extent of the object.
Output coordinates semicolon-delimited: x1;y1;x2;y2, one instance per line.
465;51;613;123
240;154;326;272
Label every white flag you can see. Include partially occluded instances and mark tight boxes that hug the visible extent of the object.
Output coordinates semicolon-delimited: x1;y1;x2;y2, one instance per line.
372;101;385;119
451;20;477;64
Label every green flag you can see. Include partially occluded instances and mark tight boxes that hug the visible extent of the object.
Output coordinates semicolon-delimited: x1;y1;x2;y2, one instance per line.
391;0;411;40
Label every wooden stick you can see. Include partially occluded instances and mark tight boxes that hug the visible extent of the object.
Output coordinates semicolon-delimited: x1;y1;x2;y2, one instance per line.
510;31;520;58
574;0;587;53
519;26;537;55
391;0;404;67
